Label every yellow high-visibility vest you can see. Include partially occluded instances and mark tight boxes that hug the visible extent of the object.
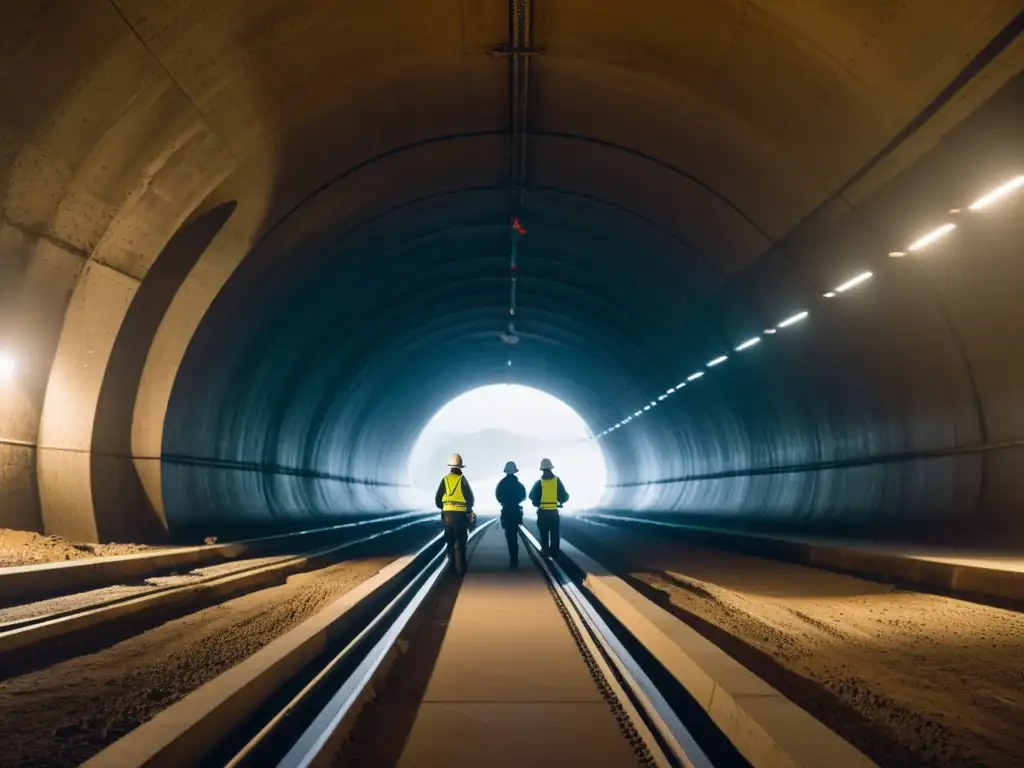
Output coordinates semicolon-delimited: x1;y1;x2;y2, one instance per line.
540;476;560;510
441;473;468;512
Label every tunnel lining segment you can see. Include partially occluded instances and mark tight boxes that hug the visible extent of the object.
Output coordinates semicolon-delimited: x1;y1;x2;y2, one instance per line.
128;128;761;520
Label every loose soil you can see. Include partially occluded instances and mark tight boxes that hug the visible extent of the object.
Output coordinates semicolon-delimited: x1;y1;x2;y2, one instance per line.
560;517;1024;768
0;555;399;767
0;528;160;568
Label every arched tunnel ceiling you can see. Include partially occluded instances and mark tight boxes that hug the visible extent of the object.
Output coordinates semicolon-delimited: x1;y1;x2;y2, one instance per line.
1;1;1023;543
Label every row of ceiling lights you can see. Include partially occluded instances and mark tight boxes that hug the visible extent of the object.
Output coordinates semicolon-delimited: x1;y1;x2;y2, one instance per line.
593;172;1024;440
0;177;1018;392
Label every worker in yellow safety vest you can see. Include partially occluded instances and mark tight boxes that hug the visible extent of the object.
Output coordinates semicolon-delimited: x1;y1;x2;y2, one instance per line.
434;453;476;573
528;458;569;557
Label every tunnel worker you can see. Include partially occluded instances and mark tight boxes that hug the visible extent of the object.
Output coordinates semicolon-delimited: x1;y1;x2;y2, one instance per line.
529;458;569;557
496;461;527;568
435;453;475;574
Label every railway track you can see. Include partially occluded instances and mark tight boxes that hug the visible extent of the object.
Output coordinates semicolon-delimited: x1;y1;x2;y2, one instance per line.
0;515;436;671
0;512;435;609
84;519;733;768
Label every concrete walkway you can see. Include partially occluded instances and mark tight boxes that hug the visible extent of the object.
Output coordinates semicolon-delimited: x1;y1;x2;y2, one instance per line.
392;524;640;768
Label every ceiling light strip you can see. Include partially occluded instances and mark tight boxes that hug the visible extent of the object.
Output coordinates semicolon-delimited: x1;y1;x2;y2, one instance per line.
595;170;1024;440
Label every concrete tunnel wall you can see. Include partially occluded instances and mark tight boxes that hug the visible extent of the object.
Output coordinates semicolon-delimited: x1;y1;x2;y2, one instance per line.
0;2;1023;544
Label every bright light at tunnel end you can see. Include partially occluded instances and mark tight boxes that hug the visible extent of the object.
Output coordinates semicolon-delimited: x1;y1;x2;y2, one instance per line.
406;384;608;512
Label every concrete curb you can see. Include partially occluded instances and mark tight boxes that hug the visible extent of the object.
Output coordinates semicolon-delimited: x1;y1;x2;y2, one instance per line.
804;545;1024;604
587;513;1024;606
0;513;431;606
559;540;877;768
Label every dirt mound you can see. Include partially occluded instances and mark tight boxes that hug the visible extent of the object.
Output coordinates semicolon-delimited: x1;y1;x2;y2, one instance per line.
0;529;157;569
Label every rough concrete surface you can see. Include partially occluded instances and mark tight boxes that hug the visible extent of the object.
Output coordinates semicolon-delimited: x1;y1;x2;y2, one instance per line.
561;517;1024;768
0;555;398;767
0;528;159;568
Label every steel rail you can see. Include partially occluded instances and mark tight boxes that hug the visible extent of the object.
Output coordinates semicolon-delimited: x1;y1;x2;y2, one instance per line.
275;520;719;768
520;526;715;768
230;519;497;768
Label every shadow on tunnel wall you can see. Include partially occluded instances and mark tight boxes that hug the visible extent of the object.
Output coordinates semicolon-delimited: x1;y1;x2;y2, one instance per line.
91;202;237;543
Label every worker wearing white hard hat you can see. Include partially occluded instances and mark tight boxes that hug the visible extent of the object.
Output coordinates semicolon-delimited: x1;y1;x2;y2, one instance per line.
495;460;527;567
529;458;569;557
435;453;476;573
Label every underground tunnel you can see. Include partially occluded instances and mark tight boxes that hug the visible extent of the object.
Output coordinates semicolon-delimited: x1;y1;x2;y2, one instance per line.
1;4;1024;768
1;1;1022;547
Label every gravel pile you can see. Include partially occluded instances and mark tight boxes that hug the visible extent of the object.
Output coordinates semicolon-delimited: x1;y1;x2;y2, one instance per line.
0;529;159;568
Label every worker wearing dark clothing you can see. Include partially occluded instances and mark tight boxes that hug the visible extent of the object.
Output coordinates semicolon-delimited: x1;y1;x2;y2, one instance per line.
435;453;475;574
495;461;527;567
529;458;569;557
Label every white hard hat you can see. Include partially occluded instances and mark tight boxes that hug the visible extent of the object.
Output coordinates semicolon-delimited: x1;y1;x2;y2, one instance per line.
539;458;554;470
503;461;518;474
447;453;465;468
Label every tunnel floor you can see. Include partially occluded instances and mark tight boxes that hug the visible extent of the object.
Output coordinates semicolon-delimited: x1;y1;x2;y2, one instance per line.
557;517;1024;767
1;517;1022;766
